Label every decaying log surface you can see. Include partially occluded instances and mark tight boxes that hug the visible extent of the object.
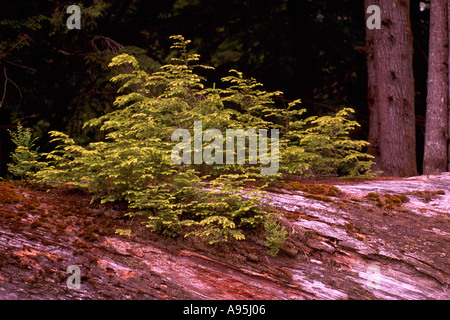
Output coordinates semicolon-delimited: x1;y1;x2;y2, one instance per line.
0;174;448;300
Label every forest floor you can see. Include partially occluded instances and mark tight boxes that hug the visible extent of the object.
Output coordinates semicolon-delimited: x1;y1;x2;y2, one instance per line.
0;174;448;300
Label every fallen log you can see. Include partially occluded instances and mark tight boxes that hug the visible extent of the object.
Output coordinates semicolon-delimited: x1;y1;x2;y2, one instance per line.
0;174;448;300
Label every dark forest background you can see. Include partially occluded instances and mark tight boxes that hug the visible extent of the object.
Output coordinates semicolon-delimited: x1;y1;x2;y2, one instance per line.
0;0;431;177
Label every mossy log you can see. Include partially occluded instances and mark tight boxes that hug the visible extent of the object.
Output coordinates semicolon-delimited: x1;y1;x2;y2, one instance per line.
0;174;448;299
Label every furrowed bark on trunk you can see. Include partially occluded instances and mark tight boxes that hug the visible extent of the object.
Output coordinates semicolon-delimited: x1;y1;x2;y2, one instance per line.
423;0;449;174
368;0;418;177
448;0;450;172
365;0;381;172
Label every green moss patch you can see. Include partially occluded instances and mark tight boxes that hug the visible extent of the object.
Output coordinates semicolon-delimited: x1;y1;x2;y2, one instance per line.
277;182;341;197
365;192;409;210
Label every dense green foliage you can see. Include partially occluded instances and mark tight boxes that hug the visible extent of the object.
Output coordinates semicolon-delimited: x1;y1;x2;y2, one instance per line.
34;36;276;247
298;108;376;177
30;36;374;253
264;212;288;256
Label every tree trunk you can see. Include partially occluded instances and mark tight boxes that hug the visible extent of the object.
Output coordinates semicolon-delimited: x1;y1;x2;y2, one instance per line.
366;0;418;177
423;0;449;174
365;0;381;172
448;0;450;172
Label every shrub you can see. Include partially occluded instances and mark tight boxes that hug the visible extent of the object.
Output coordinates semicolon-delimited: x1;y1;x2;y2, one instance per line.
264;212;288;256
296;108;376;177
7;123;45;180
34;35;375;254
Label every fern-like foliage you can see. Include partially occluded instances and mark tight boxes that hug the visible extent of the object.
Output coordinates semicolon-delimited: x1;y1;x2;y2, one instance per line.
7;123;45;179
298;108;376;177
34;35;376;254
